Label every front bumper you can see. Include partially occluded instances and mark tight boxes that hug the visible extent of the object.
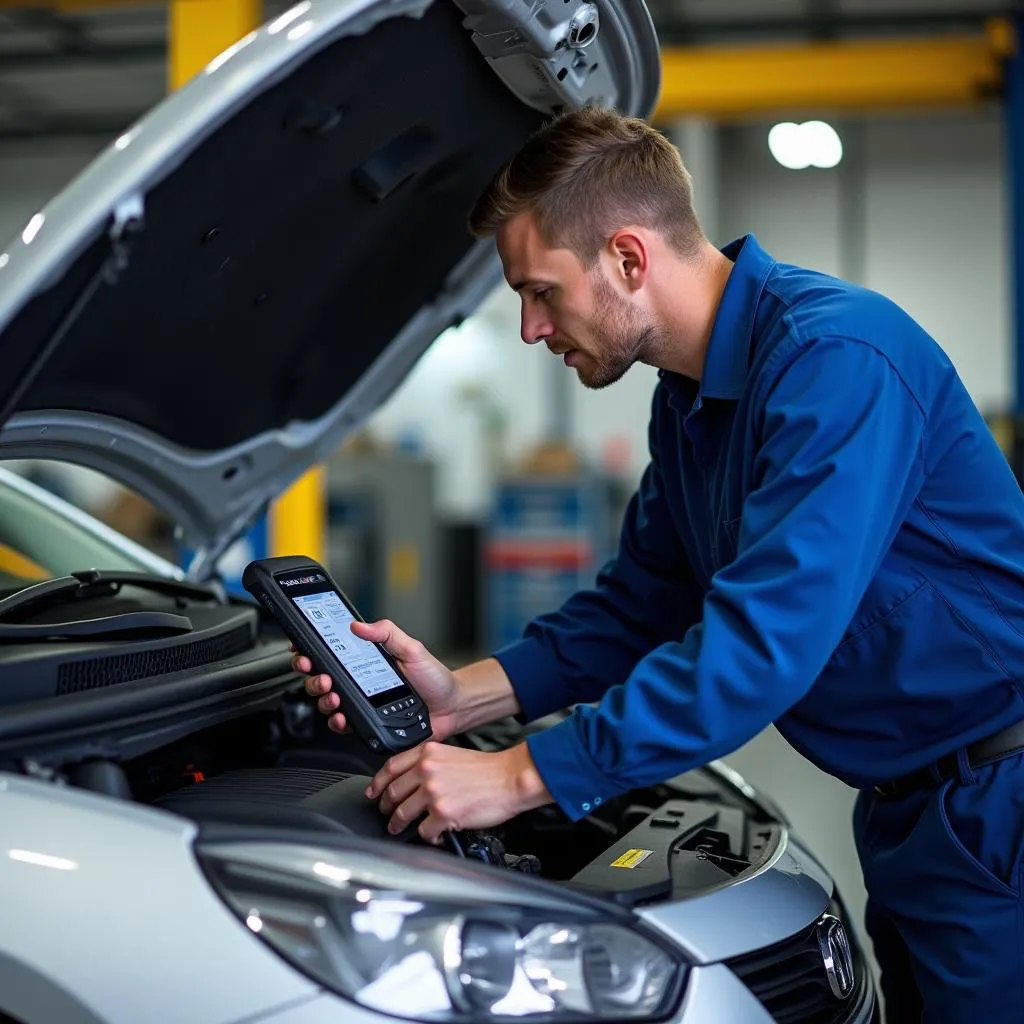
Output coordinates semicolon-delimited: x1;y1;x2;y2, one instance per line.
244;961;877;1024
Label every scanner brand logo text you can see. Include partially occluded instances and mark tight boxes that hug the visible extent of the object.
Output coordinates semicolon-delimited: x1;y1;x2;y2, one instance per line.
281;574;326;587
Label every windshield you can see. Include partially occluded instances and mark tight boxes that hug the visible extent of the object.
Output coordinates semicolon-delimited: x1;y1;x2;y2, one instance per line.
0;467;179;590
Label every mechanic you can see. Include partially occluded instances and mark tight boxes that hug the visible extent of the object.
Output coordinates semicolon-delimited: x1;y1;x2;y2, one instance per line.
295;106;1024;1020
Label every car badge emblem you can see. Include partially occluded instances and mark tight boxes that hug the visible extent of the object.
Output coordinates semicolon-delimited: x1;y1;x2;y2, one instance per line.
817;914;855;1000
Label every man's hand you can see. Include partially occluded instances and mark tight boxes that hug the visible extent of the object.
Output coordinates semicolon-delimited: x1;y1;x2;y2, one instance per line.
293;619;462;740
368;741;553;843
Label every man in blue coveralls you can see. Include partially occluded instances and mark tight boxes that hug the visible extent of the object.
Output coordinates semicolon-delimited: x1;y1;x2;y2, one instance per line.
296;107;1024;1020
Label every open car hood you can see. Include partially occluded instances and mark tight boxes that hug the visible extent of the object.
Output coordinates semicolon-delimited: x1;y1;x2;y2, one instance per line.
0;0;659;576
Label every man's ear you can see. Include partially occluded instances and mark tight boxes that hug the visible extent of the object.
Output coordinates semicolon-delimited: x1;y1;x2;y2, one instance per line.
608;230;649;292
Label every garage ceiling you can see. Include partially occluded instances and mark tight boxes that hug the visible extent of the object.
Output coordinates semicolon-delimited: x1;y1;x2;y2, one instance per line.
0;0;1016;140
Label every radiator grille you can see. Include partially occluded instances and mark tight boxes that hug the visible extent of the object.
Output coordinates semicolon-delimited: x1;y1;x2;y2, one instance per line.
728;909;867;1024
56;625;253;694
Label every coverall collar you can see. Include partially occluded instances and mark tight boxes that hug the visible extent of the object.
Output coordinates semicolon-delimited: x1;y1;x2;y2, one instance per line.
660;233;776;403
701;233;776;399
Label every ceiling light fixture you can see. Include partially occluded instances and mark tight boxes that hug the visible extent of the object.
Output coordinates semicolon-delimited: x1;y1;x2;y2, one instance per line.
768;120;843;170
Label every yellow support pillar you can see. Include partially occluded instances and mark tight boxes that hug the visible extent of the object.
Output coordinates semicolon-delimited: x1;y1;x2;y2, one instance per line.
268;465;328;562
168;0;261;89
168;0;327;564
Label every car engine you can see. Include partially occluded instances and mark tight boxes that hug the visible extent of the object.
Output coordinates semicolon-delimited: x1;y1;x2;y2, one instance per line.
0;576;784;901
64;694;782;906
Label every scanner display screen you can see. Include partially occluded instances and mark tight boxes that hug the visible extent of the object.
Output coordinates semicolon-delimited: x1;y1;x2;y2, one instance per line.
277;570;409;704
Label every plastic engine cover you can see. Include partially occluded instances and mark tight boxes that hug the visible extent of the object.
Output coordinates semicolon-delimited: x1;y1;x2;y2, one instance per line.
154;767;415;841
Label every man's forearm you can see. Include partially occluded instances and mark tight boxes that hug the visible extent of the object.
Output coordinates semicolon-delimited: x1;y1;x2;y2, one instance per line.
451;657;523;733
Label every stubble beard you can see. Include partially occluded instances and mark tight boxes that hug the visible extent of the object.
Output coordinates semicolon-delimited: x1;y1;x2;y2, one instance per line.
575;277;665;390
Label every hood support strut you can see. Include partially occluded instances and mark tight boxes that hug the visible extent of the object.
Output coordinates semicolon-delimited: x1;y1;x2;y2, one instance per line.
0;208;143;434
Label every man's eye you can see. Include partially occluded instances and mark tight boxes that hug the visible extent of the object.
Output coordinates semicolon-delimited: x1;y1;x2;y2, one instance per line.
535;289;551;301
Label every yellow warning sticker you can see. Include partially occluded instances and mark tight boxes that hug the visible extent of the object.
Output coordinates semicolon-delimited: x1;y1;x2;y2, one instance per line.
610;848;654;869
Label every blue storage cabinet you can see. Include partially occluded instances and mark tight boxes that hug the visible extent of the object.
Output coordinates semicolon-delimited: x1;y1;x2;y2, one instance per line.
484;474;614;650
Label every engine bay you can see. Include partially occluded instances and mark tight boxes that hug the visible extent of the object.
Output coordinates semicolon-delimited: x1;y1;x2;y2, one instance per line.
38;696;784;907
0;575;784;906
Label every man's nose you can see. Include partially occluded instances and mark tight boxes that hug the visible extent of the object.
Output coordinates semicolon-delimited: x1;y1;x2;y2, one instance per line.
521;309;554;345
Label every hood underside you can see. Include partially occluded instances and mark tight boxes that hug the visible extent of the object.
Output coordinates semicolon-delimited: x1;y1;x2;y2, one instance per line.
0;0;659;574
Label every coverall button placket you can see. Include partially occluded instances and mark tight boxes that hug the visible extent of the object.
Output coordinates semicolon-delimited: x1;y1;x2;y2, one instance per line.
688;409;717;468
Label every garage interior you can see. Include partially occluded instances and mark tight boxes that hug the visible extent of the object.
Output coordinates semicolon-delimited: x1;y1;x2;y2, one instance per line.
1;0;1021;1008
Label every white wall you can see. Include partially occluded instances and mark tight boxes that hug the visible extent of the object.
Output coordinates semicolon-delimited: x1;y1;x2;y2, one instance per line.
369;285;664;517
862;112;1010;411
367;285;667;518
716;119;845;272
718;106;1010;409
368;286;556;518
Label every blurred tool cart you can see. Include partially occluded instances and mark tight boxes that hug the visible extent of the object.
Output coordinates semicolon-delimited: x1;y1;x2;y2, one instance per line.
484;447;620;651
326;447;443;654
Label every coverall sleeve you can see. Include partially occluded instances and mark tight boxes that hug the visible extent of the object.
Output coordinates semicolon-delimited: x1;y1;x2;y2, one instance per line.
525;337;929;819
493;387;706;723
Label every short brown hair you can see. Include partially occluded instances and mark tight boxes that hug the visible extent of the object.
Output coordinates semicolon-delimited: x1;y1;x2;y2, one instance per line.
469;105;704;265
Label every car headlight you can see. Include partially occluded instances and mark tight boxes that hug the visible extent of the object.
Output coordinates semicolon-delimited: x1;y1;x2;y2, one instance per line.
198;840;685;1021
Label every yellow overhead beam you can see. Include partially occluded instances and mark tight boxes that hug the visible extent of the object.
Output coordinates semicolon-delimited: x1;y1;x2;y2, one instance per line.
2;0;1015;120
655;20;1015;120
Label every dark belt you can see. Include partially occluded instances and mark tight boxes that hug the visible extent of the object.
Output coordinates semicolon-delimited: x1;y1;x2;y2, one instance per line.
873;719;1024;800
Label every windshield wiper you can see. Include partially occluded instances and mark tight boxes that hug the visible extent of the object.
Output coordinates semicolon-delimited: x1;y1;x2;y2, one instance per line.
0;569;220;627
0;612;195;641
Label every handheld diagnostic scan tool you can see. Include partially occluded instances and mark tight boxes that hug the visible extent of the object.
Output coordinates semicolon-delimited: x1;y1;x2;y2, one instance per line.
243;556;432;754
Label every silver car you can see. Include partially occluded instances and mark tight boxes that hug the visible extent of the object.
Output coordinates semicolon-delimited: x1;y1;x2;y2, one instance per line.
0;0;879;1021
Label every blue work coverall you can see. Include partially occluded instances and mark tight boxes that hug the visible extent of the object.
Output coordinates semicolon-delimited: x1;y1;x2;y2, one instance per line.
494;234;1024;1021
